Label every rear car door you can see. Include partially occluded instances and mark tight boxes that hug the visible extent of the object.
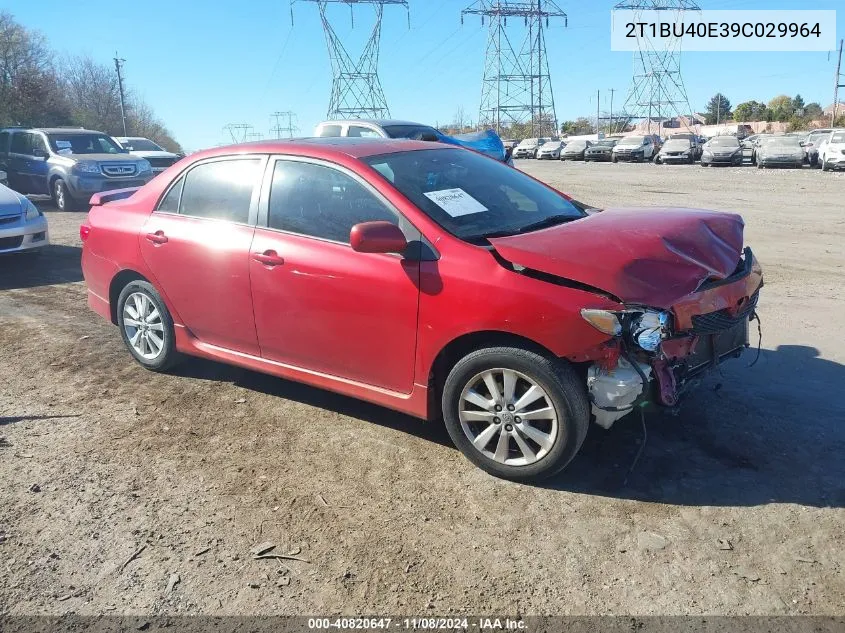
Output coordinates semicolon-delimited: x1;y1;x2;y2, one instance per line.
248;157;421;393
139;156;267;355
7;132;34;193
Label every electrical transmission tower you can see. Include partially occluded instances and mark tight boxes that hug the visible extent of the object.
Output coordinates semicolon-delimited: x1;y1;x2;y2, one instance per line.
614;0;700;134
270;111;300;138
222;124;255;144
462;1;567;138
291;0;409;119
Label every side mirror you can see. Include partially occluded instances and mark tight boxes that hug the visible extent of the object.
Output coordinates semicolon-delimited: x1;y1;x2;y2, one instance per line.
350;221;407;254
32;148;48;159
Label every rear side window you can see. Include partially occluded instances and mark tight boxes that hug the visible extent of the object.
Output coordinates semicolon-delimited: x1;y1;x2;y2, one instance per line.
268;160;396;243
10;132;31;154
179;159;261;223
157;177;184;213
317;125;342;137
0;131;9;153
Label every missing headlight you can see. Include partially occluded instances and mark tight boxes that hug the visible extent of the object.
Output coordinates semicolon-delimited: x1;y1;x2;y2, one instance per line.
630;311;670;352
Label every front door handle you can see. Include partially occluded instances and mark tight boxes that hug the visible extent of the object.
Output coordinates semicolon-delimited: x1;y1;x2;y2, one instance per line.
252;250;285;267
146;231;168;245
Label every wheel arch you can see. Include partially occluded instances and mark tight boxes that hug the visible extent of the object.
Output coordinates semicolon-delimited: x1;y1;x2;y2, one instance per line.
108;269;150;325
426;330;556;421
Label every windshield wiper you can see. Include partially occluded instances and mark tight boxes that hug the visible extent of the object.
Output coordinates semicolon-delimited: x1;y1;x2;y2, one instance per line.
512;214;579;234
474;215;577;241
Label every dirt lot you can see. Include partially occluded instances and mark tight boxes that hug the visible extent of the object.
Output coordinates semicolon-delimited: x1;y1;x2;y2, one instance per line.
1;161;843;617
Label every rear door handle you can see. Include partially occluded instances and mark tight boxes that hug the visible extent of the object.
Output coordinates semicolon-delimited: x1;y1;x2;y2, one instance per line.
252;250;285;267
146;231;168;245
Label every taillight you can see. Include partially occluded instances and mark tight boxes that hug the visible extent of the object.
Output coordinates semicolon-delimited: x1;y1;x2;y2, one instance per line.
80;224;91;241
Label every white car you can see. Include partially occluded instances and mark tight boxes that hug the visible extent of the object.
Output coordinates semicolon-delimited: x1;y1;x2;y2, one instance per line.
536;140;565;160
0;182;49;255
314;119;441;140
819;129;845;171
114;137;182;175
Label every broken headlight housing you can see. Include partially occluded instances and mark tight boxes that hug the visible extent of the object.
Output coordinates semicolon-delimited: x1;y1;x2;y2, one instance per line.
581;308;671;352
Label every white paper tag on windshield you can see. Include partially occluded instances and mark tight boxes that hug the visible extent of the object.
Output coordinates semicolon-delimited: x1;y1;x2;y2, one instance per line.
423;188;487;217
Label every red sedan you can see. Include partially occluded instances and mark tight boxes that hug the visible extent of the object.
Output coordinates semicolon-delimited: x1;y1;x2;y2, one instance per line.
81;138;763;481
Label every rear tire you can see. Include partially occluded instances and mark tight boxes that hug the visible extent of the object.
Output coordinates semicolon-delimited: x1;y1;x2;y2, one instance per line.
117;280;180;372
441;346;589;482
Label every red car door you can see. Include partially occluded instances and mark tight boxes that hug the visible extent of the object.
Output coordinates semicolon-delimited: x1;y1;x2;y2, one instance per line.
249;157;420;393
139;156;266;356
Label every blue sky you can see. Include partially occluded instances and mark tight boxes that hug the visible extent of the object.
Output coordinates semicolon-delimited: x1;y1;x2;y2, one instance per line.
8;0;843;150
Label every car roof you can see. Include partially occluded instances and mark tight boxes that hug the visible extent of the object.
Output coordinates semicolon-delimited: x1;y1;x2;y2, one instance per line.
188;137;451;162
31;127;105;135
317;119;430;128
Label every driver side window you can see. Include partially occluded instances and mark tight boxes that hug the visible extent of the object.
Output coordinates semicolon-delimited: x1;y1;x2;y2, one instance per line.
267;160;397;243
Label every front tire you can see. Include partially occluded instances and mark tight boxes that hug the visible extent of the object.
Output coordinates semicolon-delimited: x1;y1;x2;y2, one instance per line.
822;159;830;172
52;178;81;211
441;347;589;482
117;280;180;372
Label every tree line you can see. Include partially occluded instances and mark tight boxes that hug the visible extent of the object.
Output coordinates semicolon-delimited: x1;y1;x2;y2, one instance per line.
0;12;181;152
705;92;841;129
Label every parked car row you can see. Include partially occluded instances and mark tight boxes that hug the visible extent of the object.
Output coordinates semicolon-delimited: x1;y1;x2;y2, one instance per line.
512;128;845;172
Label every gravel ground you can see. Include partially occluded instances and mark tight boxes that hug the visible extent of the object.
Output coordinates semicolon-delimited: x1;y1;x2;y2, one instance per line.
0;161;843;616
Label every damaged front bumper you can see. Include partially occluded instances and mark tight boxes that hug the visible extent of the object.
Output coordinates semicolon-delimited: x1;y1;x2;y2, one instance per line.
579;248;763;428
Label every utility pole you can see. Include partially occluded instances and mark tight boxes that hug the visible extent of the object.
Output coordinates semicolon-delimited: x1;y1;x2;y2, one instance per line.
113;53;128;136
609;88;615;134
596;89;600;135
833;39;844;126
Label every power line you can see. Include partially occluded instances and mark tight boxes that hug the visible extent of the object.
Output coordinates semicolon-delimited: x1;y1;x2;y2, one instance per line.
270;111;300;138
222;124;255;144
615;0;699;134
462;0;567;138
291;0;409;119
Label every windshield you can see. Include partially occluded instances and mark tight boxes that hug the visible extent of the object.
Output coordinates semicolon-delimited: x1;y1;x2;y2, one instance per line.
807;132;829;144
382;124;441;140
708;137;740;148
618;136;643;146
663;139;691;150
831;132;845;143
594;140;617;147
565;141;587;150
122;138;163;151
48;133;124;155
764;137;801;148
517;139;538;148
364;148;585;241
542;141;562;150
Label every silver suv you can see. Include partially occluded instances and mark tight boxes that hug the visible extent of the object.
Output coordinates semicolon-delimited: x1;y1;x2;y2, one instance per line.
0;127;154;211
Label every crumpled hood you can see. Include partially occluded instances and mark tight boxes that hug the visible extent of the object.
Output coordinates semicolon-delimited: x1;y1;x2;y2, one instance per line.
488;208;745;308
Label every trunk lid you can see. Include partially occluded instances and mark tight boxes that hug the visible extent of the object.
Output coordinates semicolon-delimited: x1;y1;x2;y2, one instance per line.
488;208;745;308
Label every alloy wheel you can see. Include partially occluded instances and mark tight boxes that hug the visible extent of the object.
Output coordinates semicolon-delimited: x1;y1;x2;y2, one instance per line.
458;368;559;467
122;292;166;360
55;182;65;210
